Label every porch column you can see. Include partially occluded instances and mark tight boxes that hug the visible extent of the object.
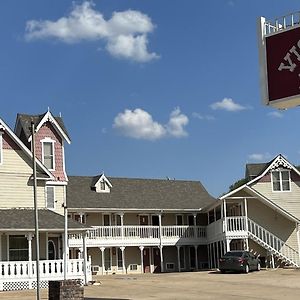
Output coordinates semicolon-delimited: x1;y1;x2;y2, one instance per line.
244;198;249;250
221;203;224;219
158;213;163;251
120;246;126;274
79;213;85;224
296;223;300;262
83;232;88;285
119;212;124;241
177;246;181;272
223;199;227;234
26;233;34;278
159;245;164;272
139;246;144;274
194;245;198;271
193;214;197;238
100;247;105;275
226;239;230;252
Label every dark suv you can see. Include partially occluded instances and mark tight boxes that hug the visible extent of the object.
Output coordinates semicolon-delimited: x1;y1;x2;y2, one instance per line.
219;250;261;273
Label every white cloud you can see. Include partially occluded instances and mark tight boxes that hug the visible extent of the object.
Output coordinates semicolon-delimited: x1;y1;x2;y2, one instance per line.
25;1;159;62
166;107;189;137
192;112;215;120
267;111;283;118
113;107;189;140
248;152;272;162
210;98;248;112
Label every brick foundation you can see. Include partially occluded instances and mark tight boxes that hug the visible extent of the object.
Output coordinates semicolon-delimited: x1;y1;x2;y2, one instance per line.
48;279;84;300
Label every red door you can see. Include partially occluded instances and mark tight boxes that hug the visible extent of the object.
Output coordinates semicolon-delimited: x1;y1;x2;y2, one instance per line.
153;248;161;273
143;248;150;273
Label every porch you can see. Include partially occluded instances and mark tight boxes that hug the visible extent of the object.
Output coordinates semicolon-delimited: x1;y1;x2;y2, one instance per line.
0;258;92;291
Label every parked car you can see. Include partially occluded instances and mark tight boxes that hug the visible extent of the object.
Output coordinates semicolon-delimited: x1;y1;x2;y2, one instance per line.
219;250;261;274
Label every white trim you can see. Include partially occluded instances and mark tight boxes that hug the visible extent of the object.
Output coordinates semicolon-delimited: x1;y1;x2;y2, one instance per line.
28;111;71;144
69;208;202;213
0;132;3;165
62;143;68;181
41;137;56;171
0;118;54;180
46;181;67;186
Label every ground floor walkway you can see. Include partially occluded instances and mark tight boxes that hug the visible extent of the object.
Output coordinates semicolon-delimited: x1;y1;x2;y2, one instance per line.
1;269;300;299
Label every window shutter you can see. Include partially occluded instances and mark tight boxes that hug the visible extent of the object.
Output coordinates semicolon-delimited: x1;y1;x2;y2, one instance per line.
46;186;55;209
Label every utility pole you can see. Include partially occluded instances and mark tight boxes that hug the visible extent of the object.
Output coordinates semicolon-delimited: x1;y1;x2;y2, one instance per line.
31;121;40;300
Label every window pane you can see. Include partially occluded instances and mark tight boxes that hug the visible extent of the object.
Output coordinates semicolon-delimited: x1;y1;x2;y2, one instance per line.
273;182;281;191
47;186;55;209
272;172;280;181
44;157;53;169
9;236;28;261
44;143;53;156
282;181;290;191
281;171;290;181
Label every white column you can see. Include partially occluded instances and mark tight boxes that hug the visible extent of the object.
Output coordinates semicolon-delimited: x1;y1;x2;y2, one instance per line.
79;213;85;224
226;239;230;252
100;247;105;275
296;223;300;262
177;246;181;272
158;213;164;272
139;246;144;274
193;214;197;238
223;199;227;235
194;245;198;271
26;233;33;278
83;232;88;285
120;212;124;242
120;246;126;274
159;245;164;273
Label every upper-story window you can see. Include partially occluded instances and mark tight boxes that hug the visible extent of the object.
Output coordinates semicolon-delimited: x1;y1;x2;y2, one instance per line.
46;186;55;209
100;181;106;190
271;170;291;191
42;138;55;170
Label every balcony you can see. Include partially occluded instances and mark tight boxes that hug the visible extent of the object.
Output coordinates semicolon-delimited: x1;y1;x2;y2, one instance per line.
69;225;207;247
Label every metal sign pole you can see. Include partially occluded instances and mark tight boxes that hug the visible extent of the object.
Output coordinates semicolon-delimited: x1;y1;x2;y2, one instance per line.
31;122;40;300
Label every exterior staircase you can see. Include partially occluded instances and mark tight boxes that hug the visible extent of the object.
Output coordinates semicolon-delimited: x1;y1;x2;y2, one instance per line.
247;218;299;267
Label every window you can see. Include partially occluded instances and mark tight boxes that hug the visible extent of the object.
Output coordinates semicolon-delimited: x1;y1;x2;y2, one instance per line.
176;215;183;225
117;248;123;270
129;264;138;271
166;262;175;271
272;170;291;191
9;235;28;261
100;181;106;190
46;186;55;209
42;140;55;170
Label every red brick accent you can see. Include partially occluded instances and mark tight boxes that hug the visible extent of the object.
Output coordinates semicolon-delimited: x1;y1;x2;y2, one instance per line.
34;121;66;181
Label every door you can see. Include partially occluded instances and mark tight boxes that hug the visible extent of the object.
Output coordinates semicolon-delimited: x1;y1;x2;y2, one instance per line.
48;239;57;260
143;248;150;273
189;246;196;269
152;215;159;226
140;215;149;238
152;247;161;273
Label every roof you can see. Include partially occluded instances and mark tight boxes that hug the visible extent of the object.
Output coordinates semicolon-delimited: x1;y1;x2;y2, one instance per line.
245;163;268;179
15;112;71;142
67;176;216;211
0;209;86;231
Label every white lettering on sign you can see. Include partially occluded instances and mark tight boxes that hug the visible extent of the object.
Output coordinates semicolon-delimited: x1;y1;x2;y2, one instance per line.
277;40;300;72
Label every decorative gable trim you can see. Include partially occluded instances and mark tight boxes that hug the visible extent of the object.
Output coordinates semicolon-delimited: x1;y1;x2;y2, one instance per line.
0;118;54;180
220;154;300;200
28;111;71;144
92;174;112;193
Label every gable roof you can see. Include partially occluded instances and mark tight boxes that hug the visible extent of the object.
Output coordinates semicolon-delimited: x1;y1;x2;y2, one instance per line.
91;174;113;188
67;176;216;211
0;117;54;180
0;209;87;231
15;111;71;144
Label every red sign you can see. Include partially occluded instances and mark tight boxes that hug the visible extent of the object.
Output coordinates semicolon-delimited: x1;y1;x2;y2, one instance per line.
266;26;300;102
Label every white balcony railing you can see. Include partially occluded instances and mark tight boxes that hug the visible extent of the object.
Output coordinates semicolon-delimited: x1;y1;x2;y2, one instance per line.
0;258;91;291
69;225;207;246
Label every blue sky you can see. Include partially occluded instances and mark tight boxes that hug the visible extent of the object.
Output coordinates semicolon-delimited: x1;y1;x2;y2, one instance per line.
1;0;300;197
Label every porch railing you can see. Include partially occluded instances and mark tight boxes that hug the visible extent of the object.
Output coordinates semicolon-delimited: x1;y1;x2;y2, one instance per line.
69;225;207;241
0;258;91;291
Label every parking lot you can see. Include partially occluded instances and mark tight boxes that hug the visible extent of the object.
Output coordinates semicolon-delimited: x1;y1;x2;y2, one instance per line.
1;269;300;299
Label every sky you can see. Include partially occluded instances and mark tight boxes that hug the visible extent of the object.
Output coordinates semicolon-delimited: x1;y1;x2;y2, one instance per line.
1;0;300;197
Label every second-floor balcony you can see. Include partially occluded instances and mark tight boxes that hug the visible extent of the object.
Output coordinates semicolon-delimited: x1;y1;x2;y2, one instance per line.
69;225;207;248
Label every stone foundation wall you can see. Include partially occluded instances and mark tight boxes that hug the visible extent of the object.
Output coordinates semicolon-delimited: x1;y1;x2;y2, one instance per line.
48;279;84;300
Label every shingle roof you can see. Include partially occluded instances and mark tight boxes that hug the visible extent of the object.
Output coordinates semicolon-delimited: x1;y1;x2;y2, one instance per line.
0;209;86;231
15;112;70;141
67;176;216;210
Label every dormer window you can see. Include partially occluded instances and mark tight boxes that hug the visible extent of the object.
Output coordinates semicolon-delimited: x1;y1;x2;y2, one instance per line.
100;181;106;190
272;170;291;191
41;138;55;170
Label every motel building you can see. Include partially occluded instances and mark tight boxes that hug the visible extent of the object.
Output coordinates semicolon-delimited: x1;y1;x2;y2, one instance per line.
0;110;300;292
